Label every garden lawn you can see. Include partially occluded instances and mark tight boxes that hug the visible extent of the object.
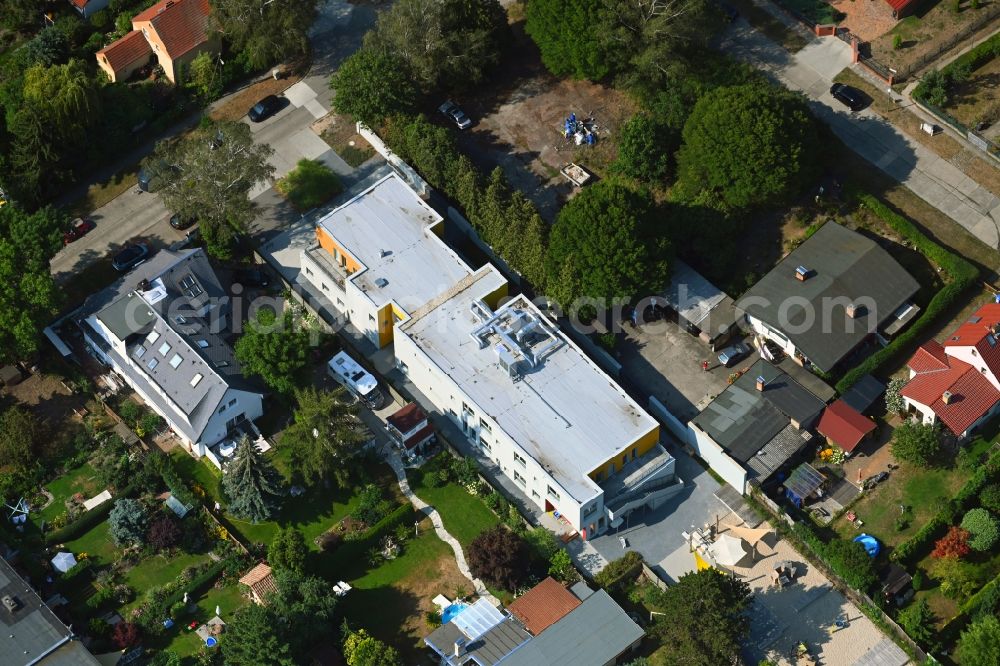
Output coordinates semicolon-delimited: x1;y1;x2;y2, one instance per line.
153;583;246;658
38;463;104;524
121;551;212;613
63;521;117;567
408;472;499;549
336;517;470;663
833;462;968;550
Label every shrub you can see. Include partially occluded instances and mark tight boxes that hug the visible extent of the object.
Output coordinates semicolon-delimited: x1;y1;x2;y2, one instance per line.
595;551;644;590
980;484;1000;513
899;598;937;649
548;548;579;583
148;515;181;551
276;159;343;211
885;377;907;414
893;34;903;50
450;456;479;488
355;484;392;526
108;498;149;547
911;569;925;591
118;400;142;425
111;622;141;649
467;526;530;591
824;539;878;592
961;508;999;551
932;526;971;559
484;491;504;513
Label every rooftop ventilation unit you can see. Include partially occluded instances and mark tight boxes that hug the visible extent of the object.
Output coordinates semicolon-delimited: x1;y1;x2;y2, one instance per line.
374;278;389;288
2;595;21;613
795;266;812;281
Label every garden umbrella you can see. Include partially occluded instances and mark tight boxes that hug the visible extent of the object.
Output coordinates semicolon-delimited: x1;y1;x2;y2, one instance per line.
710;534;750;568
51;552;77;573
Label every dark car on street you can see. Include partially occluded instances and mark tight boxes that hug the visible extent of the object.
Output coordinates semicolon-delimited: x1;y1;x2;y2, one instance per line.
718;341;751;367
248;95;284;122
830;83;866;112
63;217;96;245
233;268;271;288
112;243;150;272
169;213;196;230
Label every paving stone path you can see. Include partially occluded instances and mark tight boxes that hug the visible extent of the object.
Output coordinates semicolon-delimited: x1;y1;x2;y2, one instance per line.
384;448;500;606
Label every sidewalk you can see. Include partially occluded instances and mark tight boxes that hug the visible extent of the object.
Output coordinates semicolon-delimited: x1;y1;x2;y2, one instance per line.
721;20;1000;248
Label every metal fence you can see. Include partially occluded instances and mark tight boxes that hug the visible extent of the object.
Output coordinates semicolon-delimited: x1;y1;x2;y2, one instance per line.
895;5;1000;81
914;96;1000;165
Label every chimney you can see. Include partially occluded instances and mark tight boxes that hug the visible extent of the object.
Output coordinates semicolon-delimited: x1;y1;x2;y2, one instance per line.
846;303;863;319
454;638;467;657
756;375;766;391
138;278;151;291
942;391;953;404
795;266;811;281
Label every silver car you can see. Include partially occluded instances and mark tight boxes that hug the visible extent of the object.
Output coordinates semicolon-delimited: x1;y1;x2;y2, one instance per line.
439;100;472;129
718;341;751;367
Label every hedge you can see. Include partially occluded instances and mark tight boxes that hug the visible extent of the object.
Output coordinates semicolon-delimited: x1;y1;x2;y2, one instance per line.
44;480;141;546
892;449;1000;563
836;195;978;394
594;551;643;590
915;32;1000;101
791;521;877;592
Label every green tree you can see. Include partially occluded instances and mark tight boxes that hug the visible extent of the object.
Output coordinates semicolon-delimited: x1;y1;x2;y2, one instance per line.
958;615;1000;666
331;48;417;126
282;386;368;488
545;181;671;311
108;498;149;547
144;121;275;259
223;603;295;666
891;421;942;467
366;0;509;91
270;569;338;653
186;51;223;101
234;307;310;395
980;483;1000;513
930;557;984;600
676;84;819;209
823;539;877;591
467;526;530;591
0;406;44;475
2;0;46;32
885;377;907;414
222;434;283;523
614;113;676;183
917;69;949;106
548;548;579;583
961;507;999;551
526;0;619;80
22;59;101;142
268;527;308;573
644;568;751;666
343;628;401;666
898;598;937;649
210;0;318;70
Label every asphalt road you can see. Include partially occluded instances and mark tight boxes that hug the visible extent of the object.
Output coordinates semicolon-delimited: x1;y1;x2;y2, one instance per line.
50;0;375;284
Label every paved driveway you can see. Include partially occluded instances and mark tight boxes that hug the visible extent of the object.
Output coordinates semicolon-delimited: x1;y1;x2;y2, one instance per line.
721;20;1000;248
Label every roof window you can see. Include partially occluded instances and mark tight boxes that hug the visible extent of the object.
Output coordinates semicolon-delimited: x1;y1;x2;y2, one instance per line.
179;274;203;298
158;341;171;356
197;339;210;348
190;373;203;387
147;358;159;370
145;330;160;344
169;354;183;369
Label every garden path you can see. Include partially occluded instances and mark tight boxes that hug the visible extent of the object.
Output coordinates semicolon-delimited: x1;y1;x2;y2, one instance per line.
384;448;500;606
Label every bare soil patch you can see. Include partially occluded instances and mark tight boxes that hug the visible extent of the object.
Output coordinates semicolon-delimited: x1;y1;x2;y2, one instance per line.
831;0;898;42
315;113;376;167
207;70;305;123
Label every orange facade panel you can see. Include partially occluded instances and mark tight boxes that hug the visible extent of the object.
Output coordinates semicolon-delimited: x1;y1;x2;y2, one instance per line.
316;227;361;273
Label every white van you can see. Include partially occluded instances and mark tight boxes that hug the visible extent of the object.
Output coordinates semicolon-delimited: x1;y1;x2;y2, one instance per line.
327;351;387;409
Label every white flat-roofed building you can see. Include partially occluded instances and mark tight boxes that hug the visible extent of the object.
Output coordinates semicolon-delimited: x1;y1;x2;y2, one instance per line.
299;172;473;348
395;266;683;538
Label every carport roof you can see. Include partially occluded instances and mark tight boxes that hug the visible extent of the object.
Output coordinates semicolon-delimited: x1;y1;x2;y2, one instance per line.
841;374;885;414
664;260;726;328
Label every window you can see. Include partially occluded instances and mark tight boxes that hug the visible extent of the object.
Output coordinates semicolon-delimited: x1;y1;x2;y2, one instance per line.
217;361;230;368
583;503;597;517
175;316;187;325
622;455;628;466
228;398;237;407
397;360;409;375
479;437;491;452
305;266;313;276
197;339;209;348
547;486;560;501
158;342;171;356
179;274;203;298
169;354;183;369
513;470;525;486
190;373;203;387
632;448;637;460
321;283;329;292
513;452;526;467
147;358;159;370
531;489;540;499
336;298;344;306
479;419;492;433
133;346;146;358
145;330;160;344
368;314;375;322
218;403;227;415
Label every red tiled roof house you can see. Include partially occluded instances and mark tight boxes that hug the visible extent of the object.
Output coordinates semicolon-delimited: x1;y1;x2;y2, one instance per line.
816;399;876;454
96;0;217;84
69;0;111;18
900;303;1000;439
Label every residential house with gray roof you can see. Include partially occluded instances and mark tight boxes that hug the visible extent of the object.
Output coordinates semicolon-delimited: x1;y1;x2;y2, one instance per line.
738;222;919;373
79;249;264;456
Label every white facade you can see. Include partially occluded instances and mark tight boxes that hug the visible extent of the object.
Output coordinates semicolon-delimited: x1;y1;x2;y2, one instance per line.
688;423;749;494
747;314;798;361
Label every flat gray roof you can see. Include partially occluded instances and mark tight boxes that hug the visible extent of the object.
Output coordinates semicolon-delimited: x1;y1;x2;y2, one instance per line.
316;172;473;313
497;589;643;666
0;557;75;666
738;222;919;371
399;267;658;503
665;260;726;328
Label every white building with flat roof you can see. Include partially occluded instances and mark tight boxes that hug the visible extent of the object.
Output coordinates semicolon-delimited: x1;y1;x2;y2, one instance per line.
395;266;683;538
299;172;473;348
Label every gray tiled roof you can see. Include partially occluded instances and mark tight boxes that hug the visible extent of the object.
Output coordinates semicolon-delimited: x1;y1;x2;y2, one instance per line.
738;222;919;371
745;424;810;481
497;589;643;666
81;249;260;444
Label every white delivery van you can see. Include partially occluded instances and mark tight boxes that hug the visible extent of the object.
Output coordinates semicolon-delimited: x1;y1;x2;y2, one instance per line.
327;351;388;409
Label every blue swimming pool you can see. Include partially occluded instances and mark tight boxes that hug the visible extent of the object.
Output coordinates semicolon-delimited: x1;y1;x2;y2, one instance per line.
442;601;469;624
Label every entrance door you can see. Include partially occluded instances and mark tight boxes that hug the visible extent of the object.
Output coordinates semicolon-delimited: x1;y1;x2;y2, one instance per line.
545;499;555;513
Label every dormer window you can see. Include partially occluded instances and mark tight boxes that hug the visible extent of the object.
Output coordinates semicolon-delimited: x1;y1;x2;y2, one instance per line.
179;274;203;298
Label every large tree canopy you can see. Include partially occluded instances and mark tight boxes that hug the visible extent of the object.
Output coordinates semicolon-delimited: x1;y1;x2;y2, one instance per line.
144;121;274;258
281;386;368;488
645;568;751;665
545;181;671;311
234;307;310;395
958;615;1000;666
526;0;618;81
676;84;819;209
210;0;318;70
222;434;283;523
331;48;417;127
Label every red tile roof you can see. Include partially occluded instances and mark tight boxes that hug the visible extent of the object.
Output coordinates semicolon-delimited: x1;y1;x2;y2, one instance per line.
69;0;89;8
885;0;918;12
816;400;876;452
507;577;581;636
387;403;427;434
134;0;211;61
907;340;949;373
944;303;1000;378
901;354;1000;435
97;30;153;72
239;563;279;601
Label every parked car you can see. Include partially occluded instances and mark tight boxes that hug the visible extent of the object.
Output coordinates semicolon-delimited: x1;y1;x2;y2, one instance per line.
169;213;196;230
718;341;751;367
248;95;284;122
830;83;865;112
112;243;150;272
63;217;96;245
438;100;472;130
233;268;271;288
